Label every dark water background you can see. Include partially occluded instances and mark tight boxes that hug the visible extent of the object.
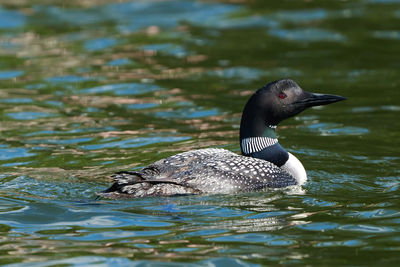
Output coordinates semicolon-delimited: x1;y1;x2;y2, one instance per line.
0;0;400;266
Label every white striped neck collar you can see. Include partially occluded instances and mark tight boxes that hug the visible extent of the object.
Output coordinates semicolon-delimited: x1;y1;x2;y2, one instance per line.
241;136;278;155
240;125;279;155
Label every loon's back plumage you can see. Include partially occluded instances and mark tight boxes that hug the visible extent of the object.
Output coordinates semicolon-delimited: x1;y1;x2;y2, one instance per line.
99;79;346;199
98;148;296;199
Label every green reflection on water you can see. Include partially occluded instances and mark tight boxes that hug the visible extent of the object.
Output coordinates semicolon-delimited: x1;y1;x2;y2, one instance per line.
0;0;400;266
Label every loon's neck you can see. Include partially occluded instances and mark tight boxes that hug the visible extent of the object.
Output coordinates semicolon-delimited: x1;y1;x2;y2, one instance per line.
240;124;307;185
240;124;288;167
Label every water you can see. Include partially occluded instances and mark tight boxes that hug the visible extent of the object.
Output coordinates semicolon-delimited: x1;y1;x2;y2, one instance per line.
0;0;399;265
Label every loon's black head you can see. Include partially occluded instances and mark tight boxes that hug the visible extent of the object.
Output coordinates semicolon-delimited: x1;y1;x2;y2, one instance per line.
240;79;346;139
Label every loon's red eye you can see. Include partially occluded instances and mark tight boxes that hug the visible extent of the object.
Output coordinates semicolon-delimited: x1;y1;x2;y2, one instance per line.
279;92;287;99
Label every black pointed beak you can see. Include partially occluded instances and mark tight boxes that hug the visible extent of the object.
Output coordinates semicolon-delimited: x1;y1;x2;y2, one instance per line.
294;92;346;108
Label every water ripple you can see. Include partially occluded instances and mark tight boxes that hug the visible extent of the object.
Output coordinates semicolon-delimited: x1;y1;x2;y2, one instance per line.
0;98;33;104
154;107;221;119
273;9;328;22
0;8;26;29
6;111;57;120
304;123;369;136
81;83;162;95
0;70;24;79
340;224;395;233
141;43;191;58
84;37;118;51
0;148;36;160
346;209;400;219
107;58;134;66
373;30;400;40
80;136;191;150
268;28;346;42
45;75;99;83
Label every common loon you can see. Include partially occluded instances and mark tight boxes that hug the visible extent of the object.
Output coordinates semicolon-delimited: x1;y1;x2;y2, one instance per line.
98;79;345;199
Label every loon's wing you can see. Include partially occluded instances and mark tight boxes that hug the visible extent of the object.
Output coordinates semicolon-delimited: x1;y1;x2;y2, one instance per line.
98;148;296;199
97;167;201;199
172;149;297;192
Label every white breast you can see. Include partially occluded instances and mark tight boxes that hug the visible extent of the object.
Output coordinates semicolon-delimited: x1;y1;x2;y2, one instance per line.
280;152;307;185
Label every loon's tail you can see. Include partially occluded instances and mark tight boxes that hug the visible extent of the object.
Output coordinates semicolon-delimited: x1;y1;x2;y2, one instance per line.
97;171;198;199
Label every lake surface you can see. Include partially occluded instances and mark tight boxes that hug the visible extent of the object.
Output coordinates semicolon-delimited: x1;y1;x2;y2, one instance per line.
1;0;400;265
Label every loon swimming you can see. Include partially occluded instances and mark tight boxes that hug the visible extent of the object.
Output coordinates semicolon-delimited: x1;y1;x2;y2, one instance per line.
98;79;345;199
